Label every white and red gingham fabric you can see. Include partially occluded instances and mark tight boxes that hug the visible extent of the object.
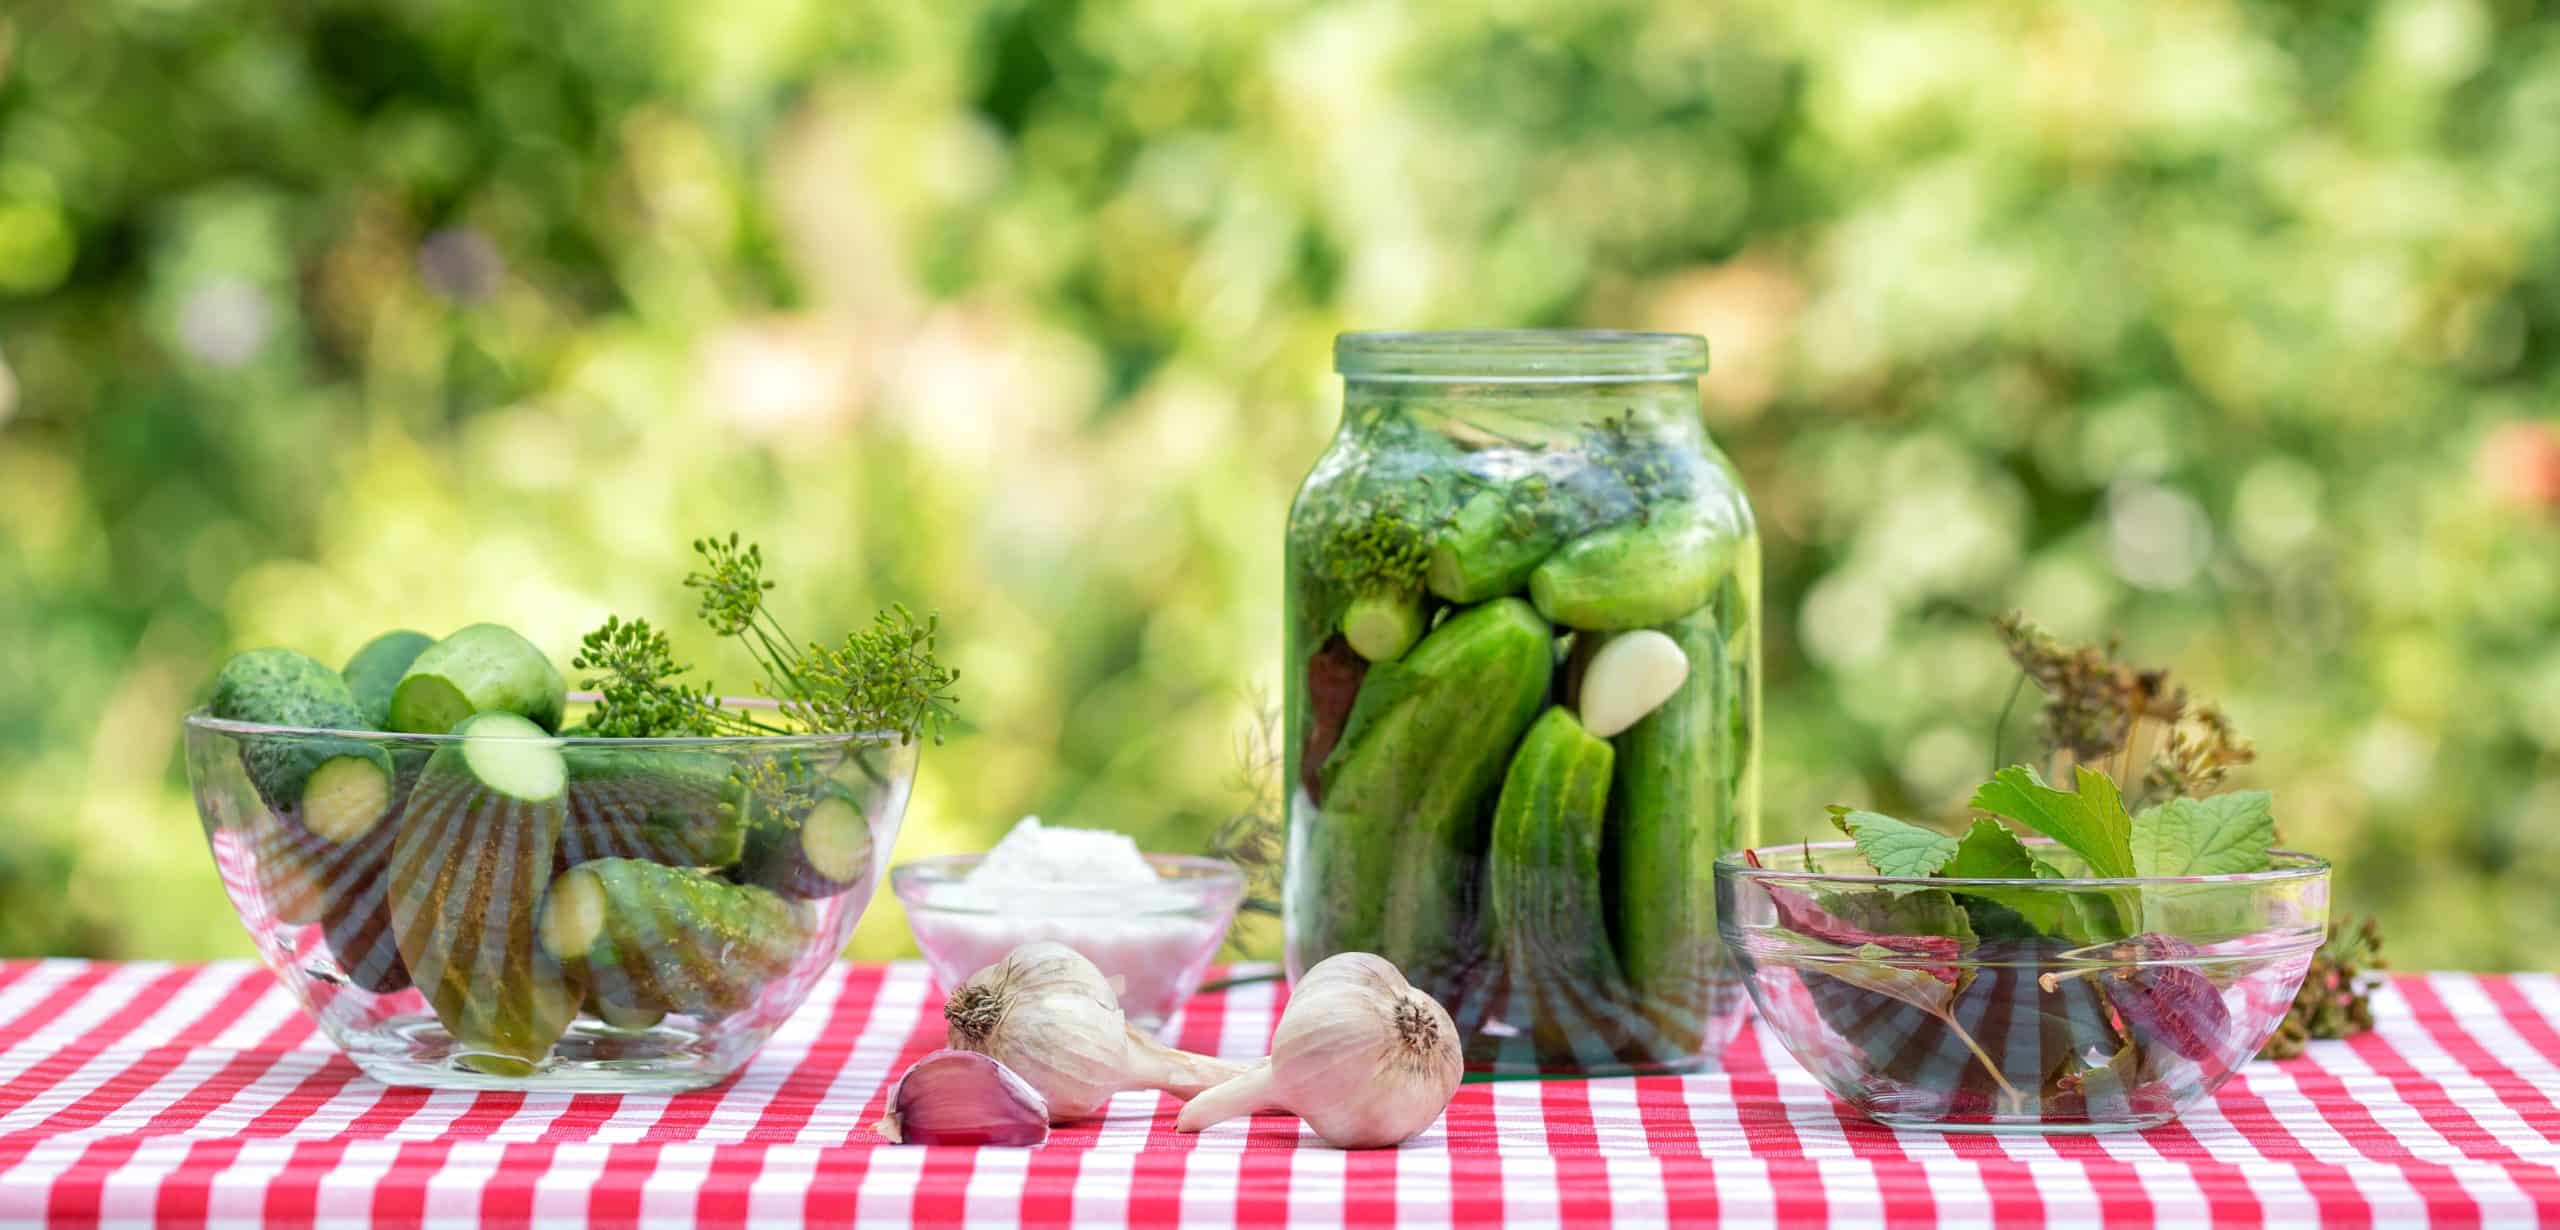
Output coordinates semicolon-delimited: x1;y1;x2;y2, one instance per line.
0;961;2549;1228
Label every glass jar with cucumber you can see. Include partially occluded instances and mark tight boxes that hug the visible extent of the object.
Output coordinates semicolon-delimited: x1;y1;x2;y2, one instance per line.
1283;331;1759;1076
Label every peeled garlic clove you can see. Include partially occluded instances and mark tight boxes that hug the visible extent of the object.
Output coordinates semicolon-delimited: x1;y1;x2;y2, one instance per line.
1576;629;1689;738
875;1049;1050;1146
1178;951;1462;1150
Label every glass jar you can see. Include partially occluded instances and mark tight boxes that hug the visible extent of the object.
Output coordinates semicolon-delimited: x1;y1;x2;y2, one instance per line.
1282;330;1759;1076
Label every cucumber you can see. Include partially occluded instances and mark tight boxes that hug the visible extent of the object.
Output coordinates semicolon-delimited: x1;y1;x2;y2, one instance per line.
210;649;399;843
590;995;666;1032
1606;600;1741;1053
1528;503;1737;631
1340;591;1424;662
388;624;567;735
540;859;809;1019
1486;706;1625;1066
341;630;435;730
387;711;577;1075
1306;596;1554;985
737;776;876;899
1427;490;1557;604
558;748;747;872
254;804;412;993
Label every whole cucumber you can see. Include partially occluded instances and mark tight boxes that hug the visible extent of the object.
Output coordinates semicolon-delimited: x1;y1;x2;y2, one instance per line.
558;747;748;871
1606;598;1742;1055
1529;502;1738;632
210;648;398;843
1486;706;1627;1068
1307;597;1554;986
389;624;567;735
341;630;435;731
540;858;810;1019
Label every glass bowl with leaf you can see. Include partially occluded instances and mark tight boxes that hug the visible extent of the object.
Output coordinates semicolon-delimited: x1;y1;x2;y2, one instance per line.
1714;614;2336;1132
186;535;958;1092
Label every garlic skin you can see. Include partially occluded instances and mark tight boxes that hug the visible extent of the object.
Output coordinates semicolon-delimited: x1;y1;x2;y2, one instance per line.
1176;952;1463;1149
875;1049;1051;1146
944;941;1246;1122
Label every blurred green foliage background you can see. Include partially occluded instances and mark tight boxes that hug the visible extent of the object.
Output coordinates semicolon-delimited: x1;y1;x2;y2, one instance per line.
3;0;2556;970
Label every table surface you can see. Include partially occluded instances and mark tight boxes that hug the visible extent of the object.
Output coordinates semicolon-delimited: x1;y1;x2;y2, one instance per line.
0;961;2549;1228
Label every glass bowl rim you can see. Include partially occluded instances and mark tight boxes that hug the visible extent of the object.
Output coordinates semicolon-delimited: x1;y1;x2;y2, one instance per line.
890;851;1246;919
1335;329;1708;381
182;692;907;748
1716;840;2331;888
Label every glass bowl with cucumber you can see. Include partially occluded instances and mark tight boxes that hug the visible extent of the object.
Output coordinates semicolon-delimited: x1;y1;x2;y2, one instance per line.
183;542;956;1091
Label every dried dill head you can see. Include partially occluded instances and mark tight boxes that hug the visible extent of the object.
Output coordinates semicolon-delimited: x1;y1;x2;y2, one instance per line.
2260;918;2385;1059
1993;611;2253;809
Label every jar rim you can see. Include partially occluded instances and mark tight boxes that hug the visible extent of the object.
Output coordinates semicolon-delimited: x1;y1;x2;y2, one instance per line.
1335;329;1708;382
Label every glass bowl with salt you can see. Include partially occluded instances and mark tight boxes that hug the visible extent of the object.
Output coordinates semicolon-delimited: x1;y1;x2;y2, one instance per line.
892;818;1245;1035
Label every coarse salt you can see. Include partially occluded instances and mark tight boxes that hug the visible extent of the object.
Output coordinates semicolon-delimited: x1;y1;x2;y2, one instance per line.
912;817;1228;1034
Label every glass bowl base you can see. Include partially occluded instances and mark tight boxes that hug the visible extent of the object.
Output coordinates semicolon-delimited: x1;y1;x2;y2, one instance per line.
342;1015;748;1093
1862;1110;2179;1135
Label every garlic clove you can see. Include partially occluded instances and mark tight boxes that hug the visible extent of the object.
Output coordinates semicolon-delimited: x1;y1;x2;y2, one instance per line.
1576;629;1690;738
875;1049;1050;1146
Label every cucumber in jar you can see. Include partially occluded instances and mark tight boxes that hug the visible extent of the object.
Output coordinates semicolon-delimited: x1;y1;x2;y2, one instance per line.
1530;500;1740;632
1485;705;1628;1068
1605;579;1751;1054
1304;597;1553;985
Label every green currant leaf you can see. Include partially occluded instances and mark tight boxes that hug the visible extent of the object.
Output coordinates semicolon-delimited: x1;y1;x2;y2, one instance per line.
1943;818;2039;878
1827;806;1960;877
1969;765;2136;879
2131;790;2275;877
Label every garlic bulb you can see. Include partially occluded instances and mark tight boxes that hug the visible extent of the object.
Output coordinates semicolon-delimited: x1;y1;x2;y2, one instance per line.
875;1049;1050;1146
943;941;1246;1122
1176;952;1463;1149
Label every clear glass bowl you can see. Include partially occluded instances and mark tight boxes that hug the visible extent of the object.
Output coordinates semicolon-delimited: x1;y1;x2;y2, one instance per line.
1716;841;2328;1133
891;853;1243;1035
184;696;916;1092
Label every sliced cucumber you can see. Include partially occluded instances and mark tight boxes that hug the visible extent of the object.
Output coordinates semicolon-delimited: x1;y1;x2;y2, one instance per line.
739;780;875;899
539;862;608;958
389;624;567;734
341;630;435;730
392;726;578;1073
450;711;566;802
210;648;398;841
1341;592;1425;662
300;755;398;843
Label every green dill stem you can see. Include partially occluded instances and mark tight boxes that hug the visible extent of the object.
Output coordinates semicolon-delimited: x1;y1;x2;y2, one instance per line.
1991;675;2025;775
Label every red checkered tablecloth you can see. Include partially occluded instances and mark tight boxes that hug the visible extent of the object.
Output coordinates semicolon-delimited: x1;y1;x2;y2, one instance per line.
0;961;2550;1227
